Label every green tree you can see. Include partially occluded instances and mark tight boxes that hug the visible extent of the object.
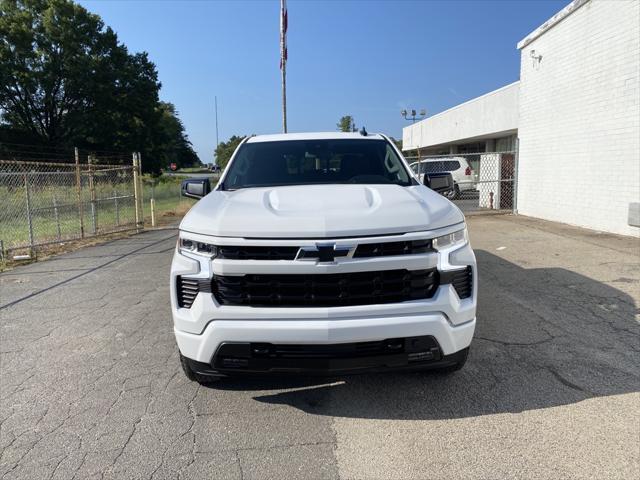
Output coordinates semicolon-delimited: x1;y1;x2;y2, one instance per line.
337;115;356;132
389;136;403;151
154;102;199;169
215;135;246;170
1;0;129;142
0;0;199;172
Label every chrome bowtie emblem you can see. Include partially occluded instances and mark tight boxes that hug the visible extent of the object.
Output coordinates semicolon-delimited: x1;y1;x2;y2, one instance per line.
296;243;354;262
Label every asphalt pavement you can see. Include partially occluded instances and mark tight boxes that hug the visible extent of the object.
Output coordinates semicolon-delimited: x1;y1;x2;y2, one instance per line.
0;215;638;479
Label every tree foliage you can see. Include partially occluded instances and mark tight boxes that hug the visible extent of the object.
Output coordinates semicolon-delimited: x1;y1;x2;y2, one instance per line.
155;102;200;169
389;136;403;151
214;135;246;170
337;115;356;132
0;0;198;172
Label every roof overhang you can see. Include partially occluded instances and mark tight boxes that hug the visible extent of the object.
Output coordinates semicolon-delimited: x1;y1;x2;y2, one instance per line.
402;82;519;151
517;0;591;50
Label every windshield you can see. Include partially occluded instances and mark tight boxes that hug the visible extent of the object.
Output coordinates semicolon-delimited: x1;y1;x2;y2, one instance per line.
223;139;412;190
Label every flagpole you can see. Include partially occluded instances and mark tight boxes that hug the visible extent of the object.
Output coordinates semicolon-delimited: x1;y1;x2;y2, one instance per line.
280;0;288;133
282;59;287;133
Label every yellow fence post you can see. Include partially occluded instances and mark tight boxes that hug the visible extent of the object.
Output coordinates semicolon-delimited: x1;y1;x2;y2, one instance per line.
132;153;141;232
75;147;85;238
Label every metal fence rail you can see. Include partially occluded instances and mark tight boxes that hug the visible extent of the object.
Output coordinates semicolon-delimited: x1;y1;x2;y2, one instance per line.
405;151;517;214
0;156;142;258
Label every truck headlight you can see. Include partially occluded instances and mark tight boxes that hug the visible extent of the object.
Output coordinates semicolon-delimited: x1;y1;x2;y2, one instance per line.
432;227;468;251
178;237;218;258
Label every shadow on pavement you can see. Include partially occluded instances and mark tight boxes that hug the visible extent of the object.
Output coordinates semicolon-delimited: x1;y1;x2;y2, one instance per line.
212;250;640;419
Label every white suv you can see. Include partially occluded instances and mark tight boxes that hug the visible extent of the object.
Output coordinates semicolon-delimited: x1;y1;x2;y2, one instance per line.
171;132;476;383
410;157;477;198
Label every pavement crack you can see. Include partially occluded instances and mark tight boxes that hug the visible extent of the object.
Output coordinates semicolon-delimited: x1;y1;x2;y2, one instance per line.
475;335;555;347
546;367;594;395
70;453;87;480
108;420;139;471
47;453;68;480
235;449;245;480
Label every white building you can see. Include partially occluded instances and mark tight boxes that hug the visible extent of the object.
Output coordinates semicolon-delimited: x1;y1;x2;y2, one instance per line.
516;0;639;236
403;0;640;236
402;82;519;155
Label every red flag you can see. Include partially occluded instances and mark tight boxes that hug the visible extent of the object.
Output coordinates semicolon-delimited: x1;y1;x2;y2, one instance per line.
280;0;287;70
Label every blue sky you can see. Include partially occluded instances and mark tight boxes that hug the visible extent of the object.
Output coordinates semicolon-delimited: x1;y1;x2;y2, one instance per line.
79;0;568;163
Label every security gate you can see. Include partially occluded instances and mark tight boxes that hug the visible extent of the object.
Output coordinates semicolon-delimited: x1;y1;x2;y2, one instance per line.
405;151;517;213
0;158;142;258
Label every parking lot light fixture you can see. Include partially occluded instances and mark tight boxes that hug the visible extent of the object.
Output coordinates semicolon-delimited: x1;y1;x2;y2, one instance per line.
401;108;426;122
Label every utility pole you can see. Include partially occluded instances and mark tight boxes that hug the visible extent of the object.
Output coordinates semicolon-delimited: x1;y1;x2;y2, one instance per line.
213;95;220;165
280;0;288;133
215;96;219;150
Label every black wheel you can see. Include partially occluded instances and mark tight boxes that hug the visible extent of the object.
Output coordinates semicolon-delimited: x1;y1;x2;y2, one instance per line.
180;353;220;385
435;347;469;374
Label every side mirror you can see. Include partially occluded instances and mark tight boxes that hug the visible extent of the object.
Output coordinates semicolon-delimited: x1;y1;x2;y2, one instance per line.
424;172;454;196
181;178;211;199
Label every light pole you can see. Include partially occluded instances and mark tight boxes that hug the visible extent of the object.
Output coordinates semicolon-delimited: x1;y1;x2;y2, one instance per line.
401;108;426;122
215;96;219;148
401;108;426;159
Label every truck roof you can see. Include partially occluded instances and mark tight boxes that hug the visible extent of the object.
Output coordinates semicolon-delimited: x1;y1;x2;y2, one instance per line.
245;132;385;143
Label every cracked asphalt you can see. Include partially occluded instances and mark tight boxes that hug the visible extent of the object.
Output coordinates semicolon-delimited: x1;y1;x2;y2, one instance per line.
1;215;638;479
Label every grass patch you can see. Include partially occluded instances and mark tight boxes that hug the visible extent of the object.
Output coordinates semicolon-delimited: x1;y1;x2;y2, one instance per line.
0;173;196;256
174;167;213;174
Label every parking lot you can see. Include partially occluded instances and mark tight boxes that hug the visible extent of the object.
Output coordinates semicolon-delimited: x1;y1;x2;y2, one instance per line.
0;214;638;479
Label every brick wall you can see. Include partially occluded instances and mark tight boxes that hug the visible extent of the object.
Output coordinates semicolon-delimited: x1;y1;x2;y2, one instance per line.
516;0;639;236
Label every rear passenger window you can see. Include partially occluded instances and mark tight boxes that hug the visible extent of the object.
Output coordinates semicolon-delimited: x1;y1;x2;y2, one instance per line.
421;161;444;173
443;161;460;171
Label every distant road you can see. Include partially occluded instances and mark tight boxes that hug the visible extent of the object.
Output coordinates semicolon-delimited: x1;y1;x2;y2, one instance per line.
164;171;220;180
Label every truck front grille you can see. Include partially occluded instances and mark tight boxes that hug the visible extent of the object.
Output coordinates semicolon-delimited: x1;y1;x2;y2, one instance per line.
441;266;473;299
353;239;432;257
210;239;432;261
212;336;443;371
211;269;439;307
269;340;391;358
176;276;211;308
217;246;299;260
177;276;199;308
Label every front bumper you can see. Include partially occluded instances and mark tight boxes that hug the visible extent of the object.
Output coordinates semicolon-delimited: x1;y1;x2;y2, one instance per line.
175;313;475;364
184;337;470;378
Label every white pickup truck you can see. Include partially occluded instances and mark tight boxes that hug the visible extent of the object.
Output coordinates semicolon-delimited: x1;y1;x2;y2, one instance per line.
170;131;476;383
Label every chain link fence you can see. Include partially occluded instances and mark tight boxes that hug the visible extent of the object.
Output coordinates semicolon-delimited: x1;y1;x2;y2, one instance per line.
141;176;201;227
0;154;143;260
1;145;514;262
405;151;517;213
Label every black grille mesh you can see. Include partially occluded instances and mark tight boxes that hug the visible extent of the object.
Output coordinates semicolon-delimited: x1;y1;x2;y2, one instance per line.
212;269;439;307
177;277;211;308
211;239;433;261
177;276;199;308
353;239;433;257
217;246;299;260
442;267;473;299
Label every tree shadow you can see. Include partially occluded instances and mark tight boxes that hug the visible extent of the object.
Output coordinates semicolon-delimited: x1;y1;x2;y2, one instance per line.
213;249;640;420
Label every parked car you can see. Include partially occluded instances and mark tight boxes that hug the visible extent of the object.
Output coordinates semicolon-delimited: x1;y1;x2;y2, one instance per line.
171;132;477;383
409;157;477;199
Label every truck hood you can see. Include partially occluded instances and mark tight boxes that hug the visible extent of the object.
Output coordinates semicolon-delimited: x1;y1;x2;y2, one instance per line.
179;184;464;238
